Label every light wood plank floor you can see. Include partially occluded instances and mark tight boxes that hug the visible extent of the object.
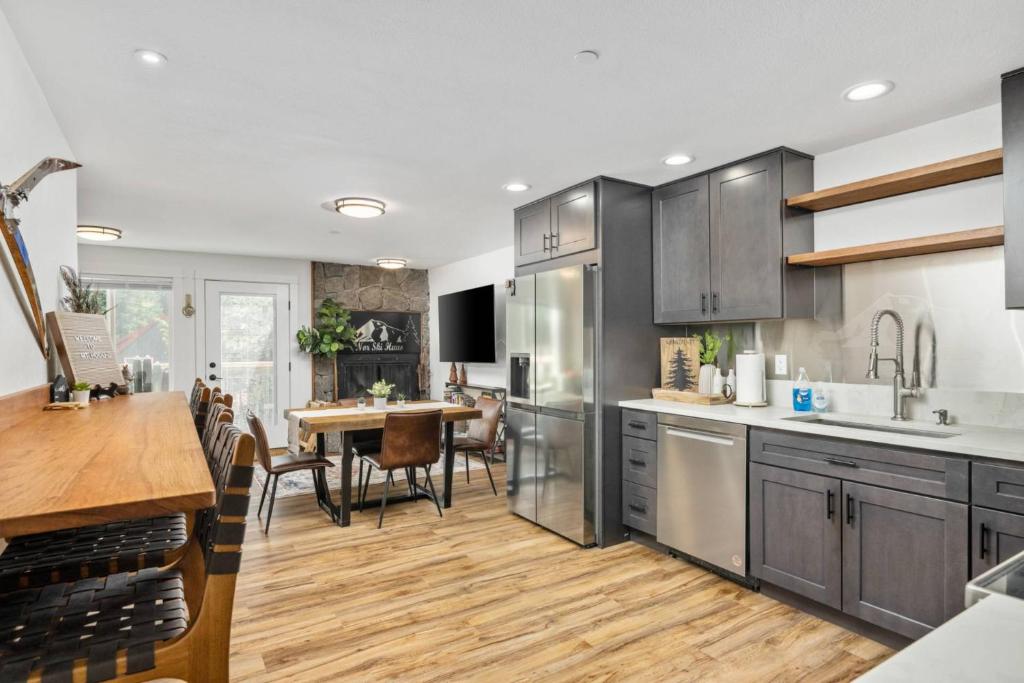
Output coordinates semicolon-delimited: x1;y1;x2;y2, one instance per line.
232;462;891;681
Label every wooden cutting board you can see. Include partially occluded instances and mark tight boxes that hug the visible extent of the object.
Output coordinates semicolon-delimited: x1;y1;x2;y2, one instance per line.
651;388;734;405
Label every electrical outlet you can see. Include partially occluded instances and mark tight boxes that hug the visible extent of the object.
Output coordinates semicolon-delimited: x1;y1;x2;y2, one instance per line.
774;354;788;376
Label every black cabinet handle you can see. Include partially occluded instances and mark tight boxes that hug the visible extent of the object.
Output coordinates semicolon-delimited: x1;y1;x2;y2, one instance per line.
711;292;719;314
700;292;708;315
627;458;647;467
980;522;990;559
826;489;834;520
542;234;550;252
551;232;560;249
825;456;859;468
627;420;647;430
628;503;647;514
845;494;855;525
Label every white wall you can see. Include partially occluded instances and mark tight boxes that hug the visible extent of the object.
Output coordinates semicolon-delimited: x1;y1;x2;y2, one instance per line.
0;9;77;396
78;245;312;406
428;246;513;399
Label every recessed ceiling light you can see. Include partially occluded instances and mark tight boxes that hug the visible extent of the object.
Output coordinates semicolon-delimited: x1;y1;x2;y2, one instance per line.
574;50;599;64
134;49;167;66
376;258;407;270
334;197;386;218
503;183;531;192
76;225;123;241
842;80;894;101
663;154;694;166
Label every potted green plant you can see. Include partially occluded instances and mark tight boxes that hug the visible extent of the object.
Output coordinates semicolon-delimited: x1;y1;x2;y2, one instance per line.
72;381;92;406
396;392;406;409
370;380;394;410
296;298;357;400
694;330;728;395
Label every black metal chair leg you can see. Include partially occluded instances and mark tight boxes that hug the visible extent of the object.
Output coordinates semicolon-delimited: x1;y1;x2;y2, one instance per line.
264;474;279;534
359;460;371;512
377;470;393;529
424;465;443;518
406;467;415;498
258;473;269;516
357;459;365;509
480;449;497;496
465;451;471;483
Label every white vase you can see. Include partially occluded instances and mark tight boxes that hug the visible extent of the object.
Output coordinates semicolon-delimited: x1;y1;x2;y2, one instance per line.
698;364;716;395
73;389;91;406
373;396;388;410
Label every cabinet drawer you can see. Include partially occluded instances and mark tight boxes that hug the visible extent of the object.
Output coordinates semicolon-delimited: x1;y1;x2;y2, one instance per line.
750;428;969;502
622;436;657;488
621;410;657;440
973;462;1024;514
622;481;657;535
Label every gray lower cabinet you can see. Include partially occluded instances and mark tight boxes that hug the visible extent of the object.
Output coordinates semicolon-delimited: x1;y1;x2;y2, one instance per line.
842;481;968;640
750;463;842;609
972;506;1024;577
622;480;656;535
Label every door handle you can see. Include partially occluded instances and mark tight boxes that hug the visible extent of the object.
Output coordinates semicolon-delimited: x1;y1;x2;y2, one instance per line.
542;234;550;252
700;292;708;315
551;232;560;249
711;292;719;314
979;522;990;559
826;489;834;520
627;458;647;467
824;456;859;468
845;493;855;525
208;374;221;381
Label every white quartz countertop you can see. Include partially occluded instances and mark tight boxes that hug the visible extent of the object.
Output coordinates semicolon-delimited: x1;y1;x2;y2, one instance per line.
618;399;1024;463
855;593;1024;682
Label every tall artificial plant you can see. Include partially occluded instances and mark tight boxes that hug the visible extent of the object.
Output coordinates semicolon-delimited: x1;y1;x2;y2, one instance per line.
59;265;108;314
296;298;357;400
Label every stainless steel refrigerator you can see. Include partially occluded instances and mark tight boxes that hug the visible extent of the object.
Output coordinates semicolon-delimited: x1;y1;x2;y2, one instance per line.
505;264;597;546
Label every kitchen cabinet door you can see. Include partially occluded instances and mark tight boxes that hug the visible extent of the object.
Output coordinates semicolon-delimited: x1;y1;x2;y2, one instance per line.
550;182;596;258
652;176;711;323
514;199;552;267
709;153;783;321
750;463;842;609
842;481;968;640
972;506;1024;577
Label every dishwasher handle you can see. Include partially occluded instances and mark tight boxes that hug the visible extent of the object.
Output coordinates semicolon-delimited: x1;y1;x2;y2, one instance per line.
662;427;737;448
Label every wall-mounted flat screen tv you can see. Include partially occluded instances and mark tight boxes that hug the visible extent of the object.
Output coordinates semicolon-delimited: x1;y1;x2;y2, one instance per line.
438;284;495;363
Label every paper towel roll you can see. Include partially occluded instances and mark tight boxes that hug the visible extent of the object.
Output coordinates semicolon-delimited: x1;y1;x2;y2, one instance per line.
735;351;766;406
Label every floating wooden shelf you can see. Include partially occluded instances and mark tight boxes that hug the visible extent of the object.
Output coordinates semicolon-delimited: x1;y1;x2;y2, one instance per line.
787;226;1005;267
786;148;1003;212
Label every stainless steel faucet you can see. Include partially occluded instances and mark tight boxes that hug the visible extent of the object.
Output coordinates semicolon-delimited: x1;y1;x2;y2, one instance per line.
866;309;921;421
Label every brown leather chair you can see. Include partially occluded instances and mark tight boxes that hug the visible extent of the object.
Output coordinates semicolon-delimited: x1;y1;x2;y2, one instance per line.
452;396;500;495
247;411;335;533
357;410;443;528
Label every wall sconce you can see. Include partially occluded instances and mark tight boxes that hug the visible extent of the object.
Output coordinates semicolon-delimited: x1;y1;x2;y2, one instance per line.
182;293;195;318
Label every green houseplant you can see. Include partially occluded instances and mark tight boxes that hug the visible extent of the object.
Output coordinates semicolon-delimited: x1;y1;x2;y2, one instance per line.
694;330;730;395
370;379;395;410
296;298;358;400
72;380;92;406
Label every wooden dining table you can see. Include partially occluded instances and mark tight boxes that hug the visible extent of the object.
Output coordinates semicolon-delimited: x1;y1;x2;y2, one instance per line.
285;400;482;527
0;392;215;538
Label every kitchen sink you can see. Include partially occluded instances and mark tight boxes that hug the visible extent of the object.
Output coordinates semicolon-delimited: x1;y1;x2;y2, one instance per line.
782;414;960;438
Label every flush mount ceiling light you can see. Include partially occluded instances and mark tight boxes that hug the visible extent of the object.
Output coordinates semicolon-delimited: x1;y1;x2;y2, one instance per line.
76;225;123;241
334;197;386;218
574;50;599;64
503;182;531;192
133;49;167;66
376;258;407;270
663;154;694;166
842;80;894;102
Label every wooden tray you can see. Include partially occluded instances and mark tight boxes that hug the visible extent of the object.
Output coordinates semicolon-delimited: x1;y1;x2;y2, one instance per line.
651;388;734;405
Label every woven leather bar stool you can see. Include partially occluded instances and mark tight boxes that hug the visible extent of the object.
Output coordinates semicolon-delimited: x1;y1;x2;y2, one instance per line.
0;421;256;683
452;395;500;496
0;411;234;594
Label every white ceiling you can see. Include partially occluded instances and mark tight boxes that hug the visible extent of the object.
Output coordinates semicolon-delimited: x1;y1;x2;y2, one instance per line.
4;0;1024;268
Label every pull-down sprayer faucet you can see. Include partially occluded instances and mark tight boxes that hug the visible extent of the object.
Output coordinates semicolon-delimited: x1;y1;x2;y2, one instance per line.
866;309;921;421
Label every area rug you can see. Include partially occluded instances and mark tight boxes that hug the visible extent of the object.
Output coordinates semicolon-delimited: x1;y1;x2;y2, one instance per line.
253;453;486;499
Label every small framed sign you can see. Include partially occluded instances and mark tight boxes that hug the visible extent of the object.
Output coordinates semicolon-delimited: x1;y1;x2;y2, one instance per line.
46;311;125;388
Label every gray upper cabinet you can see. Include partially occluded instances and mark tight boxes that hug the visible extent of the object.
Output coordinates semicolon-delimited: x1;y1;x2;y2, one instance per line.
651;148;819;324
710;154;783;321
652;176;711;323
842;481;968;640
750;463;842;609
550;182;596;258
1003;67;1024;308
514;199;552;267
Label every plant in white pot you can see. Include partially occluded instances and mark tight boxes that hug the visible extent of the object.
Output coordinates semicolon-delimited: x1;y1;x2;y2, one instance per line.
370;380;394;410
694;330;728;395
72;381;92;406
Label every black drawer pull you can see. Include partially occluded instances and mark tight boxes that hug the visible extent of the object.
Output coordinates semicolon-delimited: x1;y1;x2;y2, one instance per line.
627;458;647;467
825;456;859;468
627;420;648;430
628;503;648;514
826;489;834;520
980;522;990;559
846;494;855;525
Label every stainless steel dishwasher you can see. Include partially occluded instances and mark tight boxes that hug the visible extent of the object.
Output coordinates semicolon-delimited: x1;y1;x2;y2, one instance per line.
656;414;747;576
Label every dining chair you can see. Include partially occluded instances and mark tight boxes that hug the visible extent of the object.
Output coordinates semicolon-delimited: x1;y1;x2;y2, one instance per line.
452;395;501;495
247;411;335;533
356;410;443;528
0;421;256;683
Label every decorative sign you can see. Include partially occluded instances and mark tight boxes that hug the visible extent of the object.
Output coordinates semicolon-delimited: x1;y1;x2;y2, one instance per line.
660;337;701;392
46;311;125;387
345;311;421;354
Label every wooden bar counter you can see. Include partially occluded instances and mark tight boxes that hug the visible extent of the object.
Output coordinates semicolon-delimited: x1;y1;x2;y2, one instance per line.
0;391;215;538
